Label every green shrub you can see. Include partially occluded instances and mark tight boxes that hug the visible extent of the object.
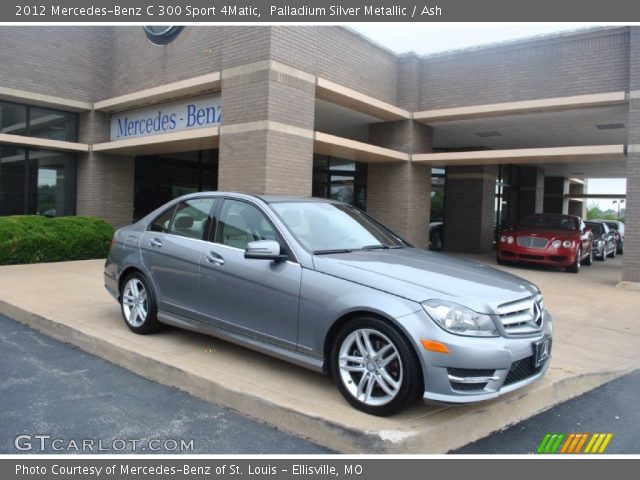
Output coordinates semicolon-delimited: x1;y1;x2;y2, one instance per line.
0;216;114;265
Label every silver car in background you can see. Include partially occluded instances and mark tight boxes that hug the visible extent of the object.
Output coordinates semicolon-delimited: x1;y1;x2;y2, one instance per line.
105;192;552;416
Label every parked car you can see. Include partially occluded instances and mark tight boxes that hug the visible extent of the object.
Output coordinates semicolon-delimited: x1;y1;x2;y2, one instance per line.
585;220;616;261
597;219;625;255
497;213;593;273
105;193;552;416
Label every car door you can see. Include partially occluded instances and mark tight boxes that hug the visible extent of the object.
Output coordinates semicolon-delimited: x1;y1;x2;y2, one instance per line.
140;197;216;318
199;198;302;349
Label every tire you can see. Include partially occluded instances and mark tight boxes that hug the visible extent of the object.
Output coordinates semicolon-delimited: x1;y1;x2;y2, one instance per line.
331;317;423;416
583;248;593;266
566;247;581;273
120;272;162;334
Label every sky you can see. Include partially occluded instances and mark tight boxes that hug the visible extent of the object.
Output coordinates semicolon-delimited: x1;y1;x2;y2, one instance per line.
350;24;626;210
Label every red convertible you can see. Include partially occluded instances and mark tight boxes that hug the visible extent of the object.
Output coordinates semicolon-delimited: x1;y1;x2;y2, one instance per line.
497;214;593;273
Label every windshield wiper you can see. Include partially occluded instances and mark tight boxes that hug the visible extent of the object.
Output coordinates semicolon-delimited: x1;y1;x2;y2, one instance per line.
362;244;389;250
313;249;353;255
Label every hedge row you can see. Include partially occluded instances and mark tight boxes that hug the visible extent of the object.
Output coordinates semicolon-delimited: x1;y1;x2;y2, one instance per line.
0;216;114;265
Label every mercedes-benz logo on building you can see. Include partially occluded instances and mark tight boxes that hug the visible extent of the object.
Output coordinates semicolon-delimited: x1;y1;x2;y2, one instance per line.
143;26;184;45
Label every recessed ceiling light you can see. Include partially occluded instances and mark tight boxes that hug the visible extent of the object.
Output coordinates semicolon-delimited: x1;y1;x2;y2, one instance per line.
474;131;502;137
595;123;625;130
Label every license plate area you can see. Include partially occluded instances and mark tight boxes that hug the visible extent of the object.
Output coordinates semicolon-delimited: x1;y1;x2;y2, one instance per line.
533;337;552;368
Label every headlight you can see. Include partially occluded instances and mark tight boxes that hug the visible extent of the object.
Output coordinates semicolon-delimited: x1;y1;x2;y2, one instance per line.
562;240;572;248
500;235;507;243
595;238;604;244
552;240;561;248
422;300;499;337
507;236;514;244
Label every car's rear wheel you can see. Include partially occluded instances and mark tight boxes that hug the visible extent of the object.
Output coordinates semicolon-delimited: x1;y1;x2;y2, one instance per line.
566;247;582;273
120;272;162;334
331;317;422;416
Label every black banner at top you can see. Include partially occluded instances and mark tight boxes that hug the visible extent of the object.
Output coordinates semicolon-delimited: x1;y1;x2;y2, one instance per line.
3;0;640;22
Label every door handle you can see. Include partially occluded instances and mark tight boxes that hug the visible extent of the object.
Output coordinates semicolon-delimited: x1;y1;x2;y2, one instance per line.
149;238;163;248
206;252;225;266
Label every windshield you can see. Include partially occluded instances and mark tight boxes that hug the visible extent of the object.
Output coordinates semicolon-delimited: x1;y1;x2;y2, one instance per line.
586;223;603;235
519;215;578;231
271;202;406;253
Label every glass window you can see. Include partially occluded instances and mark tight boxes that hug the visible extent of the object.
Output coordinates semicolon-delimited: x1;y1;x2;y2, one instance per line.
29;107;78;142
0;101;27;136
312;155;367;210
0;146;27;215
149;206;176;233
216;199;279;250
0;147;76;217
169;198;216;240
272;201;405;253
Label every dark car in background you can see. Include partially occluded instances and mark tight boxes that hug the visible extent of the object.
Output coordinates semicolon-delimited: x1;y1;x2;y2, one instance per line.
497;214;593;273
597;220;625;255
585;220;616;261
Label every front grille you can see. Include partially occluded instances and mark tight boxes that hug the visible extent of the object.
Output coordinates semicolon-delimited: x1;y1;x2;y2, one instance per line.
504;356;542;385
496;295;544;335
517;236;548;249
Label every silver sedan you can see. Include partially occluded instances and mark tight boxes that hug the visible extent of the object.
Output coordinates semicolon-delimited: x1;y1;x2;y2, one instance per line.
105;192;552;416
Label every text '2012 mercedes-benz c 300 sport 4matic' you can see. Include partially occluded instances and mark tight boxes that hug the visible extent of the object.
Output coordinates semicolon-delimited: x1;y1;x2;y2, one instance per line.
105;193;552;416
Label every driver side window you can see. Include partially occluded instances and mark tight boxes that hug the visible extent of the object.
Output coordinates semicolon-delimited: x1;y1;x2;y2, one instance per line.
215;199;279;250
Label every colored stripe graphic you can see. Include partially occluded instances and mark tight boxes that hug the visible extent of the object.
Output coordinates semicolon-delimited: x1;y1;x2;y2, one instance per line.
537;433;613;454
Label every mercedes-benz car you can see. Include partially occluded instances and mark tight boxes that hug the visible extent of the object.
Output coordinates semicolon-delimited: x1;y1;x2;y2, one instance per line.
585;220;616;261
105;193;552;416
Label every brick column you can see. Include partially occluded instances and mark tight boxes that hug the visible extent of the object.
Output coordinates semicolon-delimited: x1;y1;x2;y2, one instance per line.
367;120;432;249
76;110;134;228
217;56;316;195
444;165;498;254
622;27;640;283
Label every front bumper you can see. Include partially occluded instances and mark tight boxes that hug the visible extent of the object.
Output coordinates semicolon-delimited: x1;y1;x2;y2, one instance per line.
399;308;553;404
498;245;576;267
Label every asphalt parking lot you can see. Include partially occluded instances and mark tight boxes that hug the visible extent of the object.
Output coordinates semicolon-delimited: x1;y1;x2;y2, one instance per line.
0;314;329;454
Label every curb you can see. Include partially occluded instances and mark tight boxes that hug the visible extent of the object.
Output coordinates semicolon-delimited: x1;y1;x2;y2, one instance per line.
0;299;628;453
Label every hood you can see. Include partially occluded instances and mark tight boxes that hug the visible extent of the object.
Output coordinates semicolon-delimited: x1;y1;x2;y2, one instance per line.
510;227;579;240
312;248;539;314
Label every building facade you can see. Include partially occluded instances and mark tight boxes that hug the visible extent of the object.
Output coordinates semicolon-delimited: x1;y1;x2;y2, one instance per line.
0;25;638;282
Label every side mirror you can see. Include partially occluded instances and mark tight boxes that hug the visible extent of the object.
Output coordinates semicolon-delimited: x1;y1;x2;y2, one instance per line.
244;240;288;261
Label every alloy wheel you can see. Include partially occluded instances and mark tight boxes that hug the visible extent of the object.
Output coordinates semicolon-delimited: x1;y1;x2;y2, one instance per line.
338;328;403;407
122;278;148;327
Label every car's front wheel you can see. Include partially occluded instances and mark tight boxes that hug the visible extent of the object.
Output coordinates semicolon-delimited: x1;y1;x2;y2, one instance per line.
566;247;582;273
120;272;162;334
331;317;422;416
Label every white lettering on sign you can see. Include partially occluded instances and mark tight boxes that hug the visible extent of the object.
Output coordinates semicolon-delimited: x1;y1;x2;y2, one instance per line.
110;94;221;141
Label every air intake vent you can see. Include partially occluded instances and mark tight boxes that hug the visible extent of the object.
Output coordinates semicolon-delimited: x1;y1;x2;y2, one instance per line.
595;123;625;130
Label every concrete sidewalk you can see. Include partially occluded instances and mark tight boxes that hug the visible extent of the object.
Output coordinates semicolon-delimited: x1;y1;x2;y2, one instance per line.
0;257;638;453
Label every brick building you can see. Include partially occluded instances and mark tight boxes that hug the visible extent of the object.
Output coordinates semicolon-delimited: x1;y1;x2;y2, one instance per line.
0;25;638;282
